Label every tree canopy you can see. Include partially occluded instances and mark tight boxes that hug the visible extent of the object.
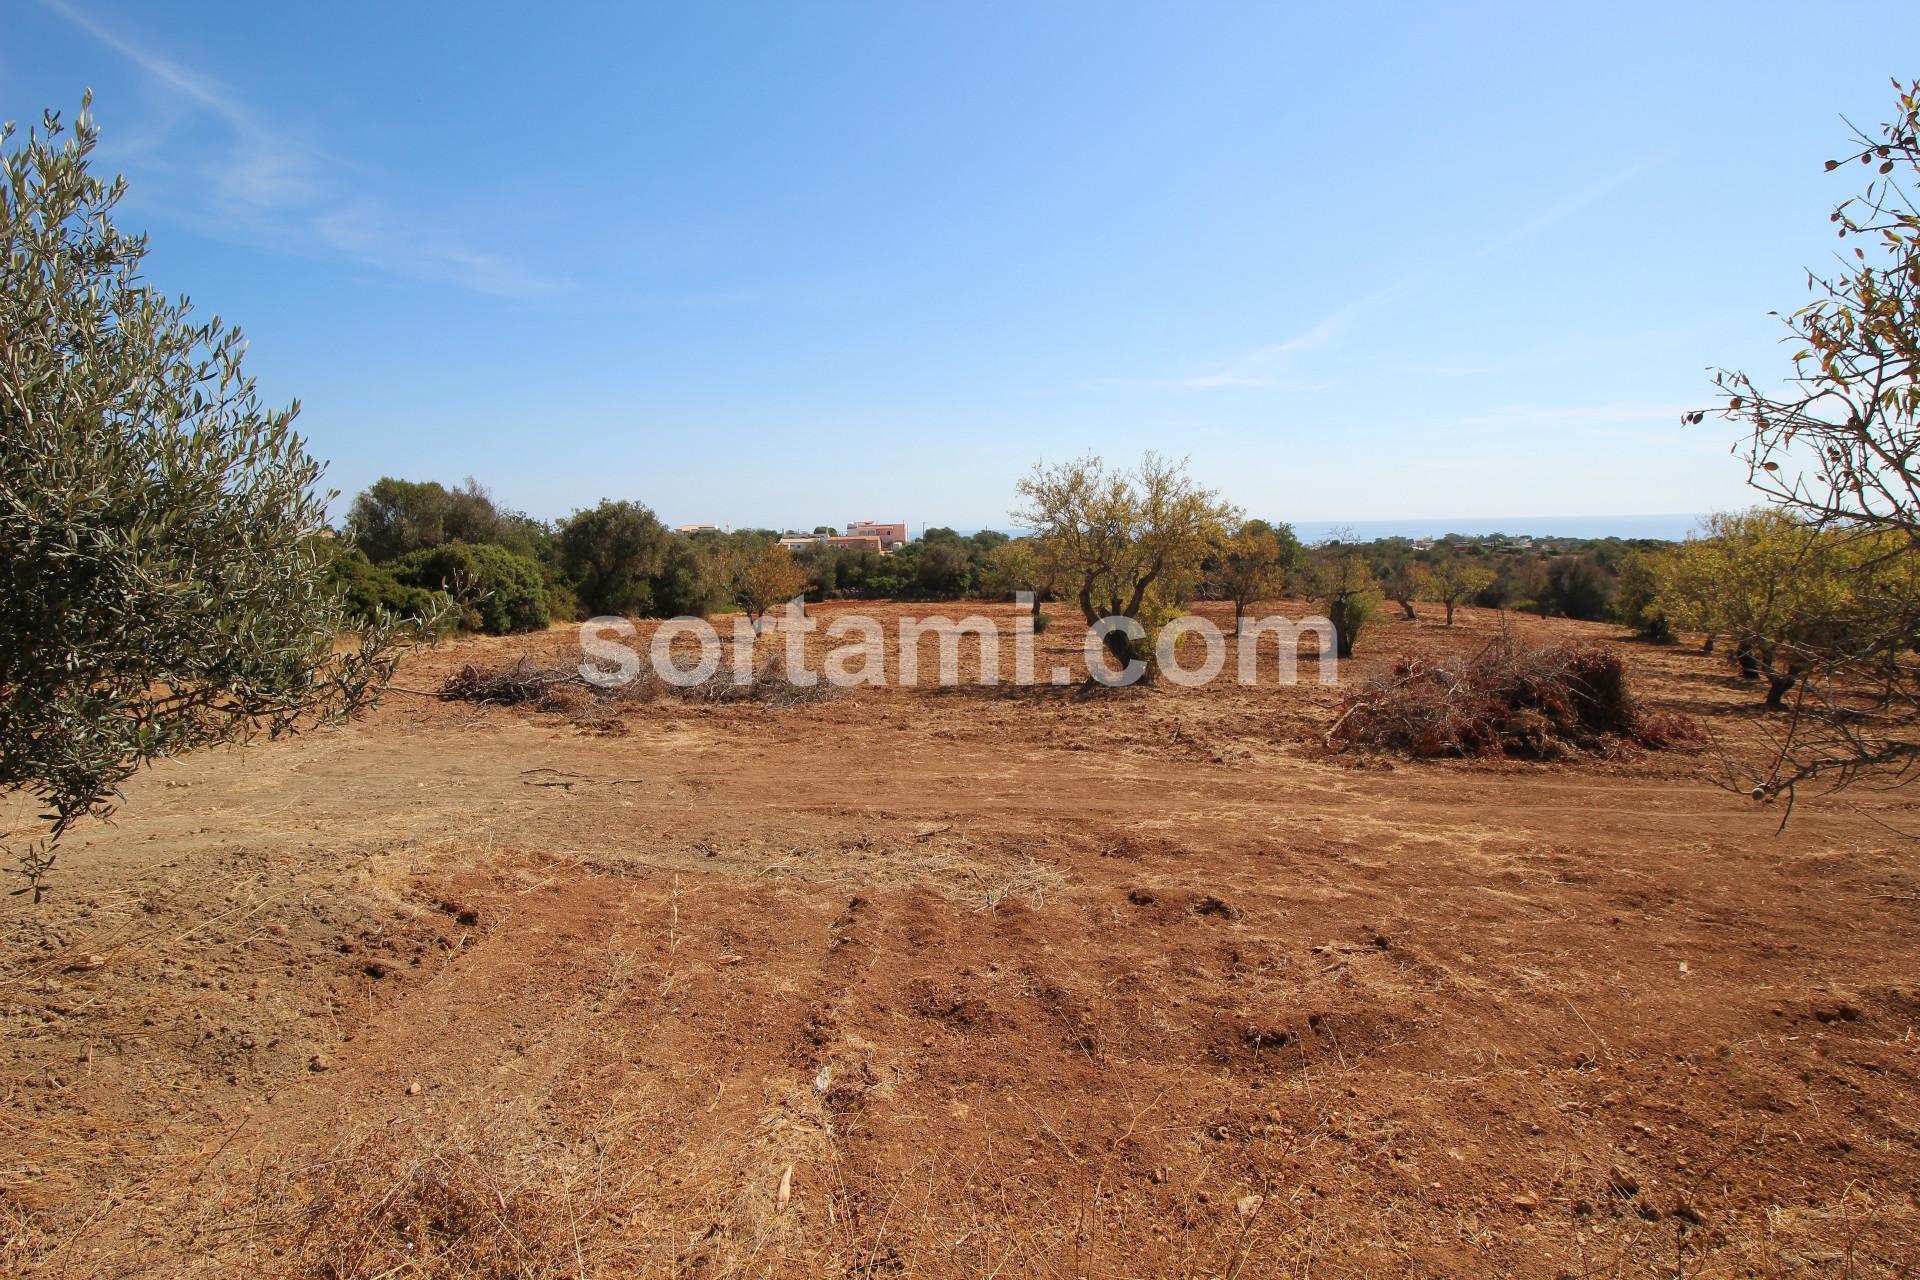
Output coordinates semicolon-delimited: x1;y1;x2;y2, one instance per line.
557;499;671;617
1693;81;1920;798
1012;453;1237;665
1205;519;1293;631
0;99;413;897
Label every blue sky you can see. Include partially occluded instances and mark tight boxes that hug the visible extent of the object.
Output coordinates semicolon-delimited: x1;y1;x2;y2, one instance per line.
5;2;1908;531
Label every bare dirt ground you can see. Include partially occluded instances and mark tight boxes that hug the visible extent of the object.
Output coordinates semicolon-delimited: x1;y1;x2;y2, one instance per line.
3;600;1918;1278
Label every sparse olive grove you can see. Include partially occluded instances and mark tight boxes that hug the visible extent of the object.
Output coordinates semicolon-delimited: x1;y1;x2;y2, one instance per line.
32;76;1905;916
1634;510;1920;710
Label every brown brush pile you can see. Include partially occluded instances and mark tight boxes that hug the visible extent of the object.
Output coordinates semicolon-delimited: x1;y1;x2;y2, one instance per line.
438;660;581;706
1328;638;1702;760
678;651;839;707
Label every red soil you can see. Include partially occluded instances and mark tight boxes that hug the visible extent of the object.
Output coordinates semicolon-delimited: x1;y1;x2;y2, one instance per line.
3;600;1917;1277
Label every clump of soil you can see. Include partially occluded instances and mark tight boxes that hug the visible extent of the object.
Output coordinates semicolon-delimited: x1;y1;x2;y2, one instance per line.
1328;637;1702;760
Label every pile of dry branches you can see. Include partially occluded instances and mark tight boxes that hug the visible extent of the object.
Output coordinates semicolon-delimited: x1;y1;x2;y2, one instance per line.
437;654;836;719
437;659;582;706
675;652;839;708
1328;638;1701;760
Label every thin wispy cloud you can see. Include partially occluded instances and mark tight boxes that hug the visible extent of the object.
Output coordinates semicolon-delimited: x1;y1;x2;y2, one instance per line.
1440;401;1708;449
41;0;248;123
37;0;563;299
1161;280;1411;389
1468;158;1662;262
1451;401;1689;430
1163;158;1662;393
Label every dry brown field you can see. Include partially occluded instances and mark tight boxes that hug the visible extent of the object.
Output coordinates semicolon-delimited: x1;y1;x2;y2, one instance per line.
3;600;1918;1278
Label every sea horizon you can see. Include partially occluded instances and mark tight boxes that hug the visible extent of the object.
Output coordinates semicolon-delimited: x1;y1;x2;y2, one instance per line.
1287;513;1707;543
951;513;1707;543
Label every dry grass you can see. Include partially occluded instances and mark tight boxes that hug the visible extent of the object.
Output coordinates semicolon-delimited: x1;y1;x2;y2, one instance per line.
240;1123;611;1279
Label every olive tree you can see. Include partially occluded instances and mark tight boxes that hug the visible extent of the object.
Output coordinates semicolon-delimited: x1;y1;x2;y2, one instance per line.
0;100;416;898
980;538;1057;620
1420;556;1496;626
734;542;810;633
1013;453;1238;669
1657;510;1898;705
1692;82;1920;802
1206;519;1291;633
1383;558;1423;621
1304;545;1380;659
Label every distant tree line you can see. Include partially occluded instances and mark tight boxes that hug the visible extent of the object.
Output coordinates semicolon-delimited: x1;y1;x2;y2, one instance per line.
328;480;1084;634
1342;536;1665;626
328;471;1697;654
331;478;789;633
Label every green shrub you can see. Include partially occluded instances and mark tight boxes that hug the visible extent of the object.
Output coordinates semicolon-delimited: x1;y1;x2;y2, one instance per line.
1612;548;1676;642
1539;555;1616;621
544;582;584;624
650;536;727;617
916;541;974;596
327;545;442;624
1324;590;1378;659
395;542;549;635
558;500;669;616
1306;550;1381;658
